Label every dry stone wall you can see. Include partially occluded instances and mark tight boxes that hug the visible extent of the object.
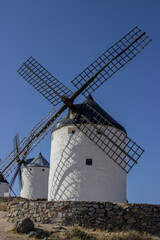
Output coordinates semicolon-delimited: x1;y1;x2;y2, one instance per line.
7;201;160;235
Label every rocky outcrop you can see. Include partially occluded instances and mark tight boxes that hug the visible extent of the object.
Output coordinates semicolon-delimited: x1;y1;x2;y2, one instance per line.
13;217;34;233
7;201;160;235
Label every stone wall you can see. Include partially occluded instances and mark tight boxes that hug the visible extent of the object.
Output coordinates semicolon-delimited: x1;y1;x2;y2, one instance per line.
7;201;160;235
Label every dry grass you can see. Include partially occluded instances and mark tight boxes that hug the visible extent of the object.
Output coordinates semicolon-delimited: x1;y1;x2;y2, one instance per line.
0;197;29;211
0;202;8;211
62;227;160;240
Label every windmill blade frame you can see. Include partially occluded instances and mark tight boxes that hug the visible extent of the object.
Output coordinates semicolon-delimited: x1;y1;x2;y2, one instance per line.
71;26;151;97
0;107;62;178
10;162;23;189
13;134;21;163
18;164;22;189
17;56;73;107
9;133;31;194
13;134;19;153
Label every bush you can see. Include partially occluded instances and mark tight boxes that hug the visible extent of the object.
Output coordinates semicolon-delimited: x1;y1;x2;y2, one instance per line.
65;227;97;240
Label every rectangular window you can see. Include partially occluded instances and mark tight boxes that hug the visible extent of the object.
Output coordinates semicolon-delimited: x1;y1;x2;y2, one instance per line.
68;127;76;134
86;158;92;165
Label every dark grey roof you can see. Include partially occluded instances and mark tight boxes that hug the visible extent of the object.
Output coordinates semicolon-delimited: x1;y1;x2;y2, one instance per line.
0;173;8;183
25;152;49;168
54;95;127;134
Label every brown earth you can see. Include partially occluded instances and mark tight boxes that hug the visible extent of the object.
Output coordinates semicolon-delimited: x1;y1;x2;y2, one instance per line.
0;211;31;240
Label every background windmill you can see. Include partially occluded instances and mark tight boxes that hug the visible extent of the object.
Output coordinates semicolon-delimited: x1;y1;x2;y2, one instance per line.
9;134;49;199
0;157;10;197
0;26;151;200
9;134;26;194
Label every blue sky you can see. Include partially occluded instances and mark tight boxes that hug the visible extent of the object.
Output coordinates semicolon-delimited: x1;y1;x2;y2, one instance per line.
0;0;160;203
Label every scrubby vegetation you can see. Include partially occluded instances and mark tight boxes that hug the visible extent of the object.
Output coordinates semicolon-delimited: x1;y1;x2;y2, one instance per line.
63;227;160;240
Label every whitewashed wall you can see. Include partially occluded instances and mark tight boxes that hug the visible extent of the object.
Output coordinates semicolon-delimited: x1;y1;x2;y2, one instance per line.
48;125;127;202
0;182;9;197
20;167;49;199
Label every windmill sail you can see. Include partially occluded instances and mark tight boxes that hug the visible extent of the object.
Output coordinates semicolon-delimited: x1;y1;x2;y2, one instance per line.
10;163;22;189
71;26;151;97
0;107;62;178
17;56;73;106
9;134;27;191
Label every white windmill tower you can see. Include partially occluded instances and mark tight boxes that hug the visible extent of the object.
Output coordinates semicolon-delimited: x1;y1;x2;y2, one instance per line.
0;27;151;203
8;135;49;199
20;152;49;199
48;95;127;202
0;172;9;197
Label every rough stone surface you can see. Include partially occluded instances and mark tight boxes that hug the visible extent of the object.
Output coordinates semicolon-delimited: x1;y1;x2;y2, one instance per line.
7;201;160;235
14;217;34;233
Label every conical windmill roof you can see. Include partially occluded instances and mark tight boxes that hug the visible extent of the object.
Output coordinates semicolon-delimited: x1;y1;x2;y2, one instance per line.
25;152;49;168
54;94;126;134
0;173;8;183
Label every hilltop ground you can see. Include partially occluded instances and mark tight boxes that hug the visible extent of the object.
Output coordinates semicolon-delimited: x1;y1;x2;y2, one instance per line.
0;200;159;240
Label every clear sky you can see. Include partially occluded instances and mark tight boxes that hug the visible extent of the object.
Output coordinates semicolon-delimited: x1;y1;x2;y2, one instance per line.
0;0;160;203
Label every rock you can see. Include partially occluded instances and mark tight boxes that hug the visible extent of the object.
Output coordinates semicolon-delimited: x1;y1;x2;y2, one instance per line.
57;226;67;231
57;212;63;218
35;228;43;238
35;228;50;239
68;212;72;216
93;204;99;208
28;231;36;237
89;207;95;212
14;217;34;233
52;235;60;239
96;209;105;214
127;217;136;224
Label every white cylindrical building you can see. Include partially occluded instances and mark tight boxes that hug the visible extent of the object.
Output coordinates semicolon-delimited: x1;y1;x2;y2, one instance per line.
20;152;49;199
48;95;127;203
0;173;9;197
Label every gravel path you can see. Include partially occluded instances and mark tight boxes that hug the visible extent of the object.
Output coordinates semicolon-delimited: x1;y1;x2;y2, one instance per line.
0;211;30;240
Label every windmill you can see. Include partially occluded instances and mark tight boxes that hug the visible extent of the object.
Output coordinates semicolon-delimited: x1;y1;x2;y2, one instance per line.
9;134;49;199
0;158;10;197
0;26;151;201
20;152;50;199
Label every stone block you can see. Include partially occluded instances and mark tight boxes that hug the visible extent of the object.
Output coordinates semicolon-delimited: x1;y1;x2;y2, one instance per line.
127;217;137;224
92;204;98;208
96;209;105;214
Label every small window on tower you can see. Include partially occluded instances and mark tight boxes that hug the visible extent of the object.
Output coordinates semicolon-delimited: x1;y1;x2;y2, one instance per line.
86;158;92;165
68;127;76;134
42;169;45;171
30;168;32;171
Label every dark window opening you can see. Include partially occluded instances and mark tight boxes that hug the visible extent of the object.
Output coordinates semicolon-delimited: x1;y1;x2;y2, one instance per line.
68;127;76;134
42;169;45;171
86;158;92;165
30;168;32;171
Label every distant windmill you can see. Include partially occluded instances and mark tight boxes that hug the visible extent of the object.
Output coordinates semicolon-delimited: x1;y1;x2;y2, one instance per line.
0;158;10;197
10;134;49;199
0;26;151;202
9;134;26;193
